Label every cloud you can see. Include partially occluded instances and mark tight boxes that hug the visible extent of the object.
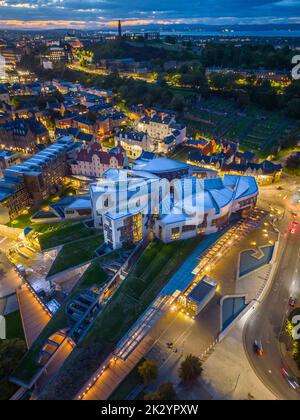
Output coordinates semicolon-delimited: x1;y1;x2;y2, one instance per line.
0;0;299;28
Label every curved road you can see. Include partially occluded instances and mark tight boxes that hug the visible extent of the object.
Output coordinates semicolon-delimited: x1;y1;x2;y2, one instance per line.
244;224;300;400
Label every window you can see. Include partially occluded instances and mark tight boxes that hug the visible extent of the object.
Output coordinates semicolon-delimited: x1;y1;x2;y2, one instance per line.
171;227;180;240
182;225;196;233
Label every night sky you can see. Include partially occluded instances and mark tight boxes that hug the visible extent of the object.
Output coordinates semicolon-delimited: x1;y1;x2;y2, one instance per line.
0;0;299;29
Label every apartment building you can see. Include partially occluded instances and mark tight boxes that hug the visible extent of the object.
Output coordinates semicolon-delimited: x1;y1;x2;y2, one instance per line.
46;46;67;62
0;150;21;176
70;142;127;178
0;48;17;72
0;136;81;221
0;117;49;152
0;85;10;103
137;113;186;153
115;130;153;159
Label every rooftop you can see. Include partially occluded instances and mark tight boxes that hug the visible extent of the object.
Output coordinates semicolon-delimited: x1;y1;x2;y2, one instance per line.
133;157;189;174
3;136;78;179
187;276;218;304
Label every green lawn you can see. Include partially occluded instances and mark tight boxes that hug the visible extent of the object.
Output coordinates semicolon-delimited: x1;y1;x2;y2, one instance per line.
38;237;203;400
80;259;109;288
47;234;104;277
6;186;77;230
8;212;33;230
89;238;203;344
184;96;296;156
284;167;300;177
35;222;99;250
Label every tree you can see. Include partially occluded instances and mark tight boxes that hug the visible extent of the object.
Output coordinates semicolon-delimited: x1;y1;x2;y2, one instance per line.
170;97;184;112
0;338;26;400
179;354;203;382
144;382;177;401
165;36;176;45
138;360;159;385
286;155;300;173
286;99;300;119
156;382;177;400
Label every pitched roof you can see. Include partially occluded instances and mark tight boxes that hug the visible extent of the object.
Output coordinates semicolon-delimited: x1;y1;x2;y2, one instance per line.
75;143;125;166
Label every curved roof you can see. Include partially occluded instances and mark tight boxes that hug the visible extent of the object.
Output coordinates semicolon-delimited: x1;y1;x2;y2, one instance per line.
159;174;258;225
133;158;189;174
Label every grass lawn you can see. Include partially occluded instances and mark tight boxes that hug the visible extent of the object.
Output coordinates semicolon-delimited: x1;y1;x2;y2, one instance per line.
47;234;104;277
284;167;300;177
35;222;99;250
8;212;33;229
6;186;77;230
38;237;203;400
80;260;109;288
184;96;296;156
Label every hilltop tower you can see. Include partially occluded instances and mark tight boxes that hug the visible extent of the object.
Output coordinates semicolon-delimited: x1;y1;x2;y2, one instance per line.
118;20;122;38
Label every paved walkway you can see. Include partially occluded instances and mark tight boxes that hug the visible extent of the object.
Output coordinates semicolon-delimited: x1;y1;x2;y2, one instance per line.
36;339;75;394
199;319;276;400
80;337;154;401
0;251;22;299
17;283;51;348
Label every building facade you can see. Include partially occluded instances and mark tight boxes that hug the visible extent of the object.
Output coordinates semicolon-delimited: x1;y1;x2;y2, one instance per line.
138;113;186;153
70;142;127;178
90;159;259;250
0;117;49;152
0;136;81;221
115;130;153;159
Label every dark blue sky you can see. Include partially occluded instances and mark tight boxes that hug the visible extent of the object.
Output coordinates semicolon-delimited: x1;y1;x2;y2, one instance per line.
0;0;299;29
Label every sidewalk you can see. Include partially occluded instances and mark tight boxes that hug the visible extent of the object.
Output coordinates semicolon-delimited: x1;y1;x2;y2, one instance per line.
199;320;276;400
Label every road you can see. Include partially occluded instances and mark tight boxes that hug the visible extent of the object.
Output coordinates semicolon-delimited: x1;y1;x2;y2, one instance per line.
244;179;300;400
244;230;300;400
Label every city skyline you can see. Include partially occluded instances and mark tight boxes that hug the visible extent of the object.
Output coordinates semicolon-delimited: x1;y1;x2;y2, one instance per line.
0;13;299;403
0;0;299;29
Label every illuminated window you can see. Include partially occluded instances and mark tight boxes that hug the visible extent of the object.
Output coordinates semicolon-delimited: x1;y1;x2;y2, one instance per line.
171;227;180;240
